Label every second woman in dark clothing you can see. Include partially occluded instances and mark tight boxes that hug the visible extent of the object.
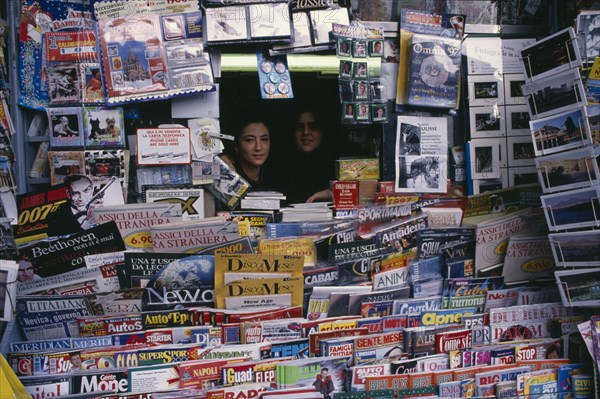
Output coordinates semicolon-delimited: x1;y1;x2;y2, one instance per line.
279;109;336;204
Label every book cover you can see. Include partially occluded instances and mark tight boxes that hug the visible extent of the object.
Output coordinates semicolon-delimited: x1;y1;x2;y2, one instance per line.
47;107;84;149
406;34;461;109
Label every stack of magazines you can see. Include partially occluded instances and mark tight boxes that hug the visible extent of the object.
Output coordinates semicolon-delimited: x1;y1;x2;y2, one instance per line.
240;191;286;210
279;202;333;222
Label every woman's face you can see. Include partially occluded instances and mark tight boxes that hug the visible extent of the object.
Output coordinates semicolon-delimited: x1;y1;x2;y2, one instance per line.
294;112;323;153
237;122;270;167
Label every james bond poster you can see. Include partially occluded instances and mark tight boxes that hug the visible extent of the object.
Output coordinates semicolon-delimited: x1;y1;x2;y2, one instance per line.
395;116;448;193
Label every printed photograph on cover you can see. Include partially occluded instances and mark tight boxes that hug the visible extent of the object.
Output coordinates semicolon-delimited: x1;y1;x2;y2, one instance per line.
353;62;368;80
48;151;85;186
508;166;538;186
549;230;600;267
339;60;352;79
205;6;248;43
503;73;526;105
98;15;169;100
249;3;292;38
207;156;251;210
541;186;600;231
469;139;501;179
83;106;125;148
507;136;536;167
535;146;600;193
406;34;461;109
80;63;104;104
397;155;446;192
520;27;582;82
353;81;369;101
371;104;387;122
469;106;506;138
555;268;600;307
468;75;504;106
342;102;355;121
529;106;592;156
522;69;586;120
46;65;82;105
505;105;531;136
47;107;84;148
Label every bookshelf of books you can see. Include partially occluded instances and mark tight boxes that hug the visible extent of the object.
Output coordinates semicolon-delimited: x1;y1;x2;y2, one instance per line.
0;0;599;398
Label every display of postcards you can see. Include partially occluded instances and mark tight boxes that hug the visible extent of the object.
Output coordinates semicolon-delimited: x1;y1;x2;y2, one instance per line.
205;6;249;43
469;106;506;138
164;39;206;67
541;186;600;231
83;106;125;149
529;106;592;156
549;230;600;267
80;63;104;104
353;61;369;79
535;146;600;193
468;75;504;106
342;102;355;121
503;74;526;105
338;38;352;57
249;3;292;38
339;60;352;79
47;107;84;149
469;138;501;179
353;40;368;58
257;51;293;99
369;39;385;57
407;34;461;109
371;104;388;122
46;65;82;105
508;166;538;186
355;103;371;122
354;81;370;101
555;268;600;307
523;68;586;121
507;136;536;167
520;27;582;82
48;151;85;186
505;105;531;136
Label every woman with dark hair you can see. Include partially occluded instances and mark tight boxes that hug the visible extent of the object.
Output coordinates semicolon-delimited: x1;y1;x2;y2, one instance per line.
222;117;275;192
